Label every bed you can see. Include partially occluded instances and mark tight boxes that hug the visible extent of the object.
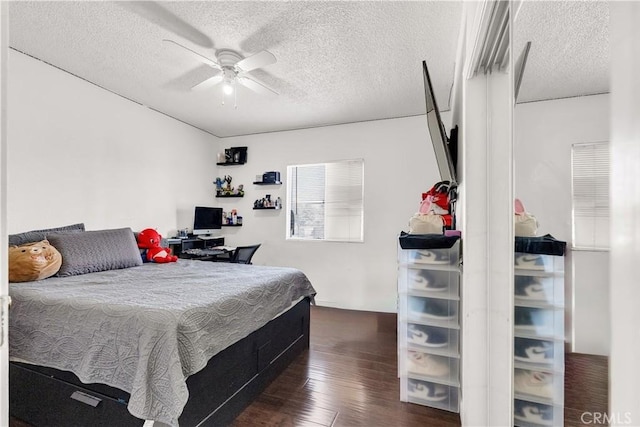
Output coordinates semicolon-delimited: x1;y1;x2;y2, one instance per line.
7;226;316;427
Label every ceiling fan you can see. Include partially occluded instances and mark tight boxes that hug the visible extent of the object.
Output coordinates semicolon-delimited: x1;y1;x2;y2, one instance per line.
164;39;278;104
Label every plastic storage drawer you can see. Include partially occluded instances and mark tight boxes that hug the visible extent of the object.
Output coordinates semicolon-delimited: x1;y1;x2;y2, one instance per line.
514;399;563;427
398;242;461;267
402;295;459;329
514;337;565;372
399;267;460;298
401;378;460;412
514;252;564;273
514;273;564;307
514;368;564;403
400;349;460;386
514;306;563;339
402;323;460;357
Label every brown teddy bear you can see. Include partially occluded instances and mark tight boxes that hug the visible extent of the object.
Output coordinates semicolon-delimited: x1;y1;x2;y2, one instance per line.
9;240;62;282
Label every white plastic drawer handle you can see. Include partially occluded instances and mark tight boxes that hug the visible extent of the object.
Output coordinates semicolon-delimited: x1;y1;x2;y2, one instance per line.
70;391;102;407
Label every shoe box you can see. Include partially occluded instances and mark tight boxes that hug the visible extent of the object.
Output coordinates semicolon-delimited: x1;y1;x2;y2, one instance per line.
398;242;461;267
400;267;460;298
514;273;564;306
514;252;564;273
514;398;563;427
514;337;565;373
403;295;459;328
514;367;564;403
406;323;459;356
406;378;459;412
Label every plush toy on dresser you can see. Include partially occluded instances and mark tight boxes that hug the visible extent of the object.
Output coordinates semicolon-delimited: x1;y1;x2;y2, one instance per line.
137;228;178;263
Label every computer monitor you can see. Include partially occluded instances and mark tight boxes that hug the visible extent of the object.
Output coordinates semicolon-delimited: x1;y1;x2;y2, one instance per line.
193;206;222;236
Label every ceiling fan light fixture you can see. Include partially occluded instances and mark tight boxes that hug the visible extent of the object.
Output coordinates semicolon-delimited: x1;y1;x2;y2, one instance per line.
223;82;234;95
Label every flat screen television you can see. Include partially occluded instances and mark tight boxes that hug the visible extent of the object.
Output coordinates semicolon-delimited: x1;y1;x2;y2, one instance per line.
423;60;458;184
193;206;222;236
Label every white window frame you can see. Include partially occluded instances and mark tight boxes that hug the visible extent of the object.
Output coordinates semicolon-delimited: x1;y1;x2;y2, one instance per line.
286;159;364;243
571;141;610;251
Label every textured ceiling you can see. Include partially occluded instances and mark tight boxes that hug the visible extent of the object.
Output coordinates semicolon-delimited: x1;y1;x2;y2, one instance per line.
514;0;609;103
8;1;608;138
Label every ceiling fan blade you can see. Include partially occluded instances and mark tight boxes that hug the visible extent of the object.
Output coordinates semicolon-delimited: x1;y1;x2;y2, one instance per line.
163;39;221;70
235;50;277;72
237;75;279;96
191;74;224;91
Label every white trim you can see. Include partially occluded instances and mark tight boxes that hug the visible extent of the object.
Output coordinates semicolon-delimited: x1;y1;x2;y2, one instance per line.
485;15;515;424
570;246;609;253
0;3;8;426
610;3;640;424
459;1;514;425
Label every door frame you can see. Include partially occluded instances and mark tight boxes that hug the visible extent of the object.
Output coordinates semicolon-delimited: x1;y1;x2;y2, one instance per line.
0;2;10;426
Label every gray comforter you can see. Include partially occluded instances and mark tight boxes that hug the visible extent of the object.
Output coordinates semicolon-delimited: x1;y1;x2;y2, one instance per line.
9;260;316;426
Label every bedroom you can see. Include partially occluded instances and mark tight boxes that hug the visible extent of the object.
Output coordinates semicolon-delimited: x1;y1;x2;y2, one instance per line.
1;1;638;427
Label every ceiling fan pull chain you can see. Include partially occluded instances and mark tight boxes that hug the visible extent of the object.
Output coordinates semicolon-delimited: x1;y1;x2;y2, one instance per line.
234;80;238;109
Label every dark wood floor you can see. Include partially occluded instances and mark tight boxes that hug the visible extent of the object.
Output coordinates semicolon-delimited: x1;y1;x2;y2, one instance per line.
233;306;461;427
565;353;609;427
10;306;608;426
234;306;609;427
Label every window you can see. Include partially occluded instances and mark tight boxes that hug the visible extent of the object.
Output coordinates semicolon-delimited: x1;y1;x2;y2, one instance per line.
287;159;364;242
571;142;609;249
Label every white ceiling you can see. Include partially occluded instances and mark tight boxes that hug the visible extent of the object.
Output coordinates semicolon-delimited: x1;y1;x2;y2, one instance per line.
514;0;609;104
8;1;608;138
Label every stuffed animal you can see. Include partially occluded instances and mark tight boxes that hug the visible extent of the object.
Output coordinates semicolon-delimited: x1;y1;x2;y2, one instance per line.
418;181;455;228
419;181;452;215
8;239;62;282
514;198;539;237
137;228;178;263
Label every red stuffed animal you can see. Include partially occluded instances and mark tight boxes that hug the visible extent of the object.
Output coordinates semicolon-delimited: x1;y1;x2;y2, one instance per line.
137;228;178;263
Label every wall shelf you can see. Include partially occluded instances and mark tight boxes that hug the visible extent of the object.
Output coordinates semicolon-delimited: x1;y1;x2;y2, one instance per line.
222;224;242;227
217;146;247;165
253;181;282;185
216;161;245;166
216;194;244;198
253;207;281;210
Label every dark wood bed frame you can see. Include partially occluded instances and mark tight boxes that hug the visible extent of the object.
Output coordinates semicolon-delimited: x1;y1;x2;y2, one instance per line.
10;297;311;427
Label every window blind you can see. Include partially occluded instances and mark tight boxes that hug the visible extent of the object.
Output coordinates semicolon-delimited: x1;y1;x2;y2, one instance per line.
288;160;364;242
571;142;609;249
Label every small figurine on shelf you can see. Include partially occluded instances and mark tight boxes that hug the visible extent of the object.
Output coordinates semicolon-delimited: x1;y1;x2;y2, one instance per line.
214;177;223;196
223;175;234;195
237;184;244;196
265;194;272;207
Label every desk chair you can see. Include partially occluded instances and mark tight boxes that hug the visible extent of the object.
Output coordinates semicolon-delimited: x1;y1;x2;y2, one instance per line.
230;244;261;264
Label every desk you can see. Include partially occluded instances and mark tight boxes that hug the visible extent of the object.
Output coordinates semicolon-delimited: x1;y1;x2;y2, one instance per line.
168;237;224;258
180;247;235;262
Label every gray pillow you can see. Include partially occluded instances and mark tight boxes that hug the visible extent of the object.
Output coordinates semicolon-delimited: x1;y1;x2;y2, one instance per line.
48;228;142;277
9;223;85;246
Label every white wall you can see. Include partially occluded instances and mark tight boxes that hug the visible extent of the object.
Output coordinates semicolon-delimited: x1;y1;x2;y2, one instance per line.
514;94;610;355
7;48;446;313
219;116;439;312
7;51;218;237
